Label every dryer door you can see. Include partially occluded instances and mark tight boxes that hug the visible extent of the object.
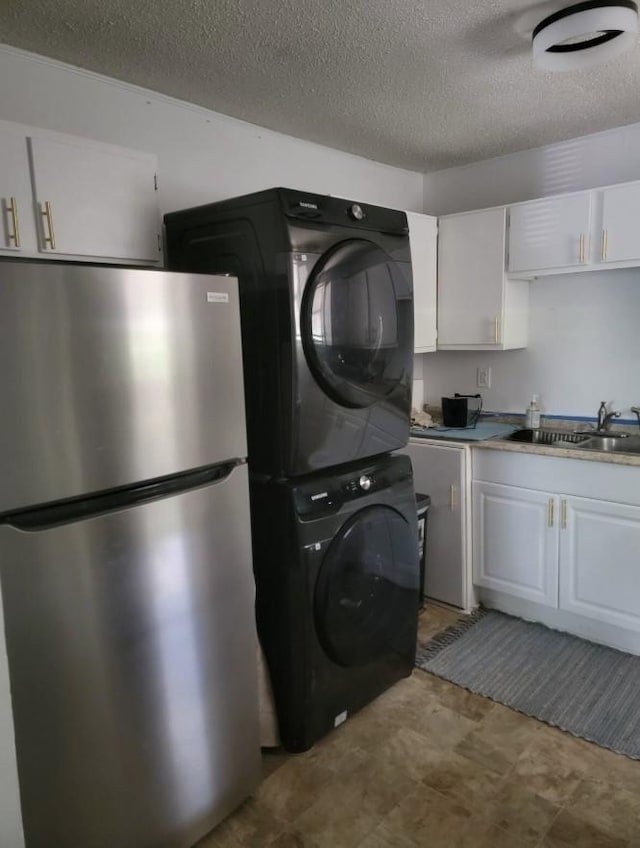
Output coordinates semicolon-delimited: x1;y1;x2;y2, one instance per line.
314;504;418;667
301;239;413;409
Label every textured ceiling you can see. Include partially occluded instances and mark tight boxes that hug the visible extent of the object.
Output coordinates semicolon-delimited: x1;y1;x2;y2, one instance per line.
2;0;640;171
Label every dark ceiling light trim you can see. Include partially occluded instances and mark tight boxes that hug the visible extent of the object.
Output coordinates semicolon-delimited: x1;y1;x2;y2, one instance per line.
548;30;621;51
532;0;639;69
532;0;637;40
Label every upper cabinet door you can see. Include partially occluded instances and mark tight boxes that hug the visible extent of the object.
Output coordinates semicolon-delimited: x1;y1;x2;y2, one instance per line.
29;135;160;262
438;207;506;347
0;125;38;255
508;193;591;273
598;182;640;264
406;211;437;354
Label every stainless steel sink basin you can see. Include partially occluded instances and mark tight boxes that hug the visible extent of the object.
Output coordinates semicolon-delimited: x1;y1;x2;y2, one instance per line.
507;428;640;455
579;436;640;454
507;429;591;446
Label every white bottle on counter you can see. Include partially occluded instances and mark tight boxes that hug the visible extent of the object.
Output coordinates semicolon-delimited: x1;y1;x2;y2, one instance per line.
525;394;541;429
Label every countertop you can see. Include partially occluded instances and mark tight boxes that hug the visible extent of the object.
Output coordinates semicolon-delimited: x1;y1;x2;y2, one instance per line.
472;436;640;468
410;421;640;468
410;422;518;441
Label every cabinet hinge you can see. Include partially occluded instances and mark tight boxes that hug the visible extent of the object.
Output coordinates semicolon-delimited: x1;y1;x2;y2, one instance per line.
154;173;158;191
157;233;162;252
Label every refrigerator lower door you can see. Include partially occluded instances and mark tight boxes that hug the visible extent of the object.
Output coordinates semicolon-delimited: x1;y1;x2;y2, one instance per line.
0;464;259;848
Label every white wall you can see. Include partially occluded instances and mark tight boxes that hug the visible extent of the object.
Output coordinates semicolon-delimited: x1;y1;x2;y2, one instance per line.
421;125;640;422
423;122;640;216
0;46;424;216
419;271;640;420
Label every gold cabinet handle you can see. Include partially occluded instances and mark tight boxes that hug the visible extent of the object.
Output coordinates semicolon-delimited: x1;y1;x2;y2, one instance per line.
548;498;555;528
41;200;56;249
561;499;567;529
601;229;608;261
579;233;585;263
493;316;500;345
449;484;457;511
6;196;20;247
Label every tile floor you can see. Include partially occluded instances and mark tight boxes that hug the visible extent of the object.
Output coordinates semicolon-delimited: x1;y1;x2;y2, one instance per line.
198;605;640;848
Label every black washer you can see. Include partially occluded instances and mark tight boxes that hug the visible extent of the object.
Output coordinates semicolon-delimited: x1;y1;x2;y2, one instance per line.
315;505;416;667
249;453;419;752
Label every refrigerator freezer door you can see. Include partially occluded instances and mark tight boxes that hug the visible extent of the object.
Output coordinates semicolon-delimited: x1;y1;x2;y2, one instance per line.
0;463;260;848
0;263;247;513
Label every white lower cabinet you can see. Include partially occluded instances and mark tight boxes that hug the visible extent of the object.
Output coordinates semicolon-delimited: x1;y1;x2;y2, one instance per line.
472;449;640;651
559;496;640;629
401;440;473;610
473;482;558;607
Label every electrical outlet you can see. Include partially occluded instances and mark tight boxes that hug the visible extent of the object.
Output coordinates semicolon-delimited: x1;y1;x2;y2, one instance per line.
477;367;491;388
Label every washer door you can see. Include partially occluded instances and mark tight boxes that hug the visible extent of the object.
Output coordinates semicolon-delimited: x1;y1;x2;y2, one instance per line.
314;505;418;667
301;239;412;409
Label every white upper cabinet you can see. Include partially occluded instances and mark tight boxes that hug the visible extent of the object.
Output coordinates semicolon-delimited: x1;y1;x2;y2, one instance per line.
437;207;528;350
0;124;38;255
596;182;640;264
0;120;160;265
507;179;640;277
29;135;159;262
508;192;591;274
406;211;437;353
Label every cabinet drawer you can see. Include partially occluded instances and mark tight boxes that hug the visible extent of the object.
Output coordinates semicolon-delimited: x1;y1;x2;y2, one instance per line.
473;448;640;507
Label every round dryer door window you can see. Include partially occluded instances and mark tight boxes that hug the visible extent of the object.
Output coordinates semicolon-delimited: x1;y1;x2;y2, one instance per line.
314;505;418;667
301;239;412;409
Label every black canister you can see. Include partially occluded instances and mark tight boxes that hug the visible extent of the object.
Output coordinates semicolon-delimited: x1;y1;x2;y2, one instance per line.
441;394;482;428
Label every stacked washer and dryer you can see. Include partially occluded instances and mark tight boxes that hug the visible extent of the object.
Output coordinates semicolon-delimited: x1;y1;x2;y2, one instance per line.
165;189;419;752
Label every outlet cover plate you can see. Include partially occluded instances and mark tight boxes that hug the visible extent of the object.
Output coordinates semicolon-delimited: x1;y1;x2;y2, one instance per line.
477;367;491;388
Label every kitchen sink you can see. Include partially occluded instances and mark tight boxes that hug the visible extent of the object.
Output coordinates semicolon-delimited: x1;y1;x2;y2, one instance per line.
507;429;640;454
507;429;591;446
579;435;640;454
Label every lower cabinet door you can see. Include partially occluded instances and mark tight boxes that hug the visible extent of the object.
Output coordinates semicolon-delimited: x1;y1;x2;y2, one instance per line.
472;481;559;606
559;496;640;630
402;442;468;608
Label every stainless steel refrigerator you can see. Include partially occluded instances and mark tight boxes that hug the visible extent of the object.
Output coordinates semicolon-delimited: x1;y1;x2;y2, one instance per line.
0;262;260;848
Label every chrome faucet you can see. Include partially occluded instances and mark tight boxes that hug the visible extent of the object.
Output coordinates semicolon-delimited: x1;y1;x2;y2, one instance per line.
596;401;621;432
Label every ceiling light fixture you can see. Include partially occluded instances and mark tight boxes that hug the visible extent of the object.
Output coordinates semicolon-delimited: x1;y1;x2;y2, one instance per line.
532;0;639;70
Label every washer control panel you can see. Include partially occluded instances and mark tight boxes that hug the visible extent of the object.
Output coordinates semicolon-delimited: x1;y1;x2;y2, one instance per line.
342;473;376;497
293;455;412;518
358;474;372;491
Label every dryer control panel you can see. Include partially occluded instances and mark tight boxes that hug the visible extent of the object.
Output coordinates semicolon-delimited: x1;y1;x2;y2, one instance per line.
279;189;408;234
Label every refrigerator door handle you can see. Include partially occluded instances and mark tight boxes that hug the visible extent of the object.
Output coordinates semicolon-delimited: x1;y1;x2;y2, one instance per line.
1;459;243;531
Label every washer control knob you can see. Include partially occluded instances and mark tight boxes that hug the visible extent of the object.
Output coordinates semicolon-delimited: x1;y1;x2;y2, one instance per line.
359;474;372;491
349;203;365;221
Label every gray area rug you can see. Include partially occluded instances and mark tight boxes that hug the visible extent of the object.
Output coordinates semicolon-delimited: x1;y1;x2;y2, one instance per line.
416;608;640;759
